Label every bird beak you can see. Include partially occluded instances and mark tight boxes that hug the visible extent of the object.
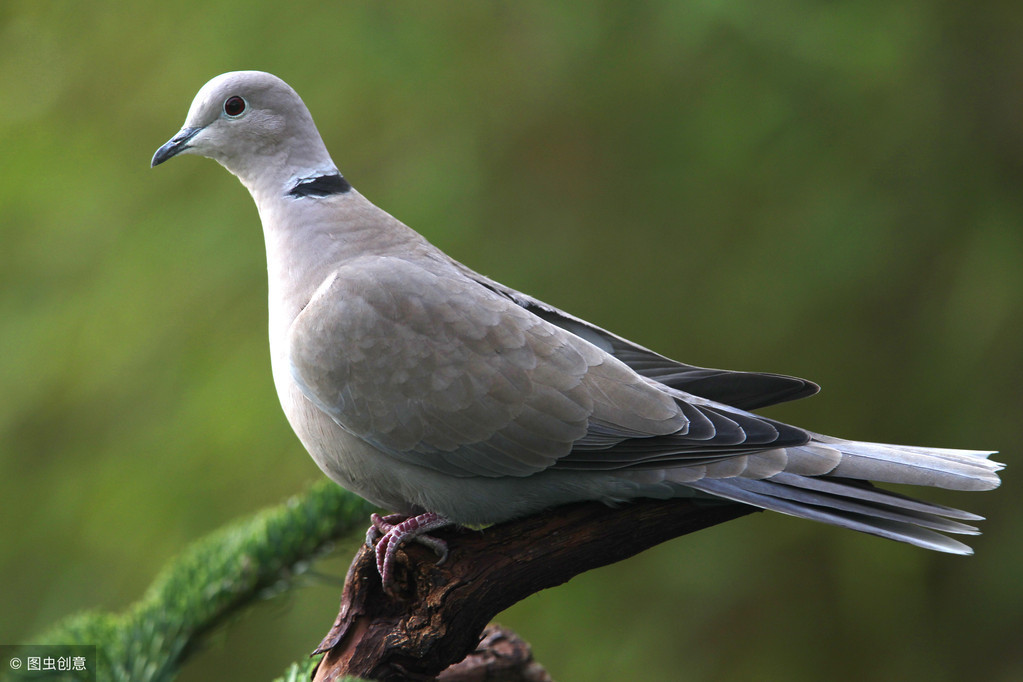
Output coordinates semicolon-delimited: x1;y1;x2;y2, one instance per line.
151;126;203;167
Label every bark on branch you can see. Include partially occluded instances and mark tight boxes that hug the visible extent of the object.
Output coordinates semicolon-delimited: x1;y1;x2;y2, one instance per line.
312;498;757;681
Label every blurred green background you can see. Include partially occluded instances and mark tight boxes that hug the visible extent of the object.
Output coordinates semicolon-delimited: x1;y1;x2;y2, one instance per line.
1;1;1020;680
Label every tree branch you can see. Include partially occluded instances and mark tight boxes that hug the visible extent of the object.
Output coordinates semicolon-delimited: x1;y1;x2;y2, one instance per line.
312;498;757;681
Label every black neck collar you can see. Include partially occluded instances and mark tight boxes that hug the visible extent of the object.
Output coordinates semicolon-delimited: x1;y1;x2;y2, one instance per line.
287;172;352;198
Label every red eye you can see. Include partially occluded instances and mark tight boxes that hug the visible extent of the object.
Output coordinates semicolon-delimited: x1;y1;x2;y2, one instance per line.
224;96;246;117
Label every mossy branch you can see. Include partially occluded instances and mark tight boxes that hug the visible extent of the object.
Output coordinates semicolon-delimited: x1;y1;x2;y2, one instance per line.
31;478;755;682
35;479;376;682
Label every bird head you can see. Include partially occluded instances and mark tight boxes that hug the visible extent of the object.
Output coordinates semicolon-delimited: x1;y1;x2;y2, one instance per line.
152;71;335;194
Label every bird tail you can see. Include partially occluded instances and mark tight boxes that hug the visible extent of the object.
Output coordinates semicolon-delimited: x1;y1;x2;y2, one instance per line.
686;436;1002;554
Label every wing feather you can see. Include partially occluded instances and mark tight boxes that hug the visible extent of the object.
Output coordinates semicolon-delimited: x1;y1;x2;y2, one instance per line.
460;266;820;410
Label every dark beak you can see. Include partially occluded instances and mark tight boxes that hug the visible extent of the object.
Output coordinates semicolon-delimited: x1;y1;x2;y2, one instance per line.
151;126;203;167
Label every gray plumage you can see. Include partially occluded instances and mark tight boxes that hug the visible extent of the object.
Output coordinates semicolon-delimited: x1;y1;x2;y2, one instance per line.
153;71;1002;557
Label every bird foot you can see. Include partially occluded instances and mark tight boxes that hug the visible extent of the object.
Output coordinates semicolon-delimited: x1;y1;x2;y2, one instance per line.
365;512;452;589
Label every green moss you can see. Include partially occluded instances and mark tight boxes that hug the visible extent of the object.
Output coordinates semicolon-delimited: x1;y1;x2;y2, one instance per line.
36;481;375;682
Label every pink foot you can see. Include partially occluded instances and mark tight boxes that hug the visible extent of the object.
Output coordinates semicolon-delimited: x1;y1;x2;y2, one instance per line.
365;512;451;588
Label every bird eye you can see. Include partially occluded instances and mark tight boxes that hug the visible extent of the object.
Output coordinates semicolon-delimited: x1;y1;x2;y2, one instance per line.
223;96;247;118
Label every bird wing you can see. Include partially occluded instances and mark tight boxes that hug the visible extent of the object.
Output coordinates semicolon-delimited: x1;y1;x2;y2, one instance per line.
287;256;807;478
456;265;820;411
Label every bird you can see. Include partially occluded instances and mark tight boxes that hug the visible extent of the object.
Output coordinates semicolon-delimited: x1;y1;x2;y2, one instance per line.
152;71;1002;587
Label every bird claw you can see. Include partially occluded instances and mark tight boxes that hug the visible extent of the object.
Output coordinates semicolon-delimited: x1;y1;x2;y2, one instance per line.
365;512;404;546
365;512;451;589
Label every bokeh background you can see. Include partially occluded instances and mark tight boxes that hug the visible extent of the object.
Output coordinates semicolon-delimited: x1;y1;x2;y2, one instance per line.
1;2;1020;680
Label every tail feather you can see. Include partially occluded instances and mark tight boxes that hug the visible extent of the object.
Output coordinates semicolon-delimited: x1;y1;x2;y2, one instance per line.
688;477;976;555
684;437;1002;554
723;477;980;535
768;472;985;521
811;435;1002;491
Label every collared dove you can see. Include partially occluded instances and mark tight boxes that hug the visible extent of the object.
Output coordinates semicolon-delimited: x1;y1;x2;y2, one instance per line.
153;71;1002;585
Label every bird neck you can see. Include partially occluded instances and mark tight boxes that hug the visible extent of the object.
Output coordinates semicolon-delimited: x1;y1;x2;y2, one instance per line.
224;110;337;199
232;154;338;200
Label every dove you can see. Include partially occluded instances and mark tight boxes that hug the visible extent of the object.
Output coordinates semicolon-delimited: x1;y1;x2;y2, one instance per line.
152;71;1002;586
